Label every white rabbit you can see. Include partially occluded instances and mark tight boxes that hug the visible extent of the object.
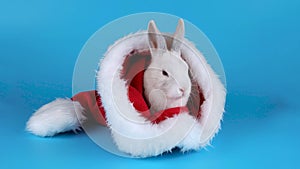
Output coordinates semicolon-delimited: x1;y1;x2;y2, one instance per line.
144;19;192;114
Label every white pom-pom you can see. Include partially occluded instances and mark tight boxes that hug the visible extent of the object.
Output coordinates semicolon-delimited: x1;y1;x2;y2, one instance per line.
26;98;86;137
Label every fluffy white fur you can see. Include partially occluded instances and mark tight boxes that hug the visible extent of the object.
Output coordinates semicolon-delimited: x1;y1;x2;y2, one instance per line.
26;99;86;137
97;30;226;157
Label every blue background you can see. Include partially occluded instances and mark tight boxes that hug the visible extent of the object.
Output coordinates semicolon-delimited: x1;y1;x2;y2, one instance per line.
1;0;299;168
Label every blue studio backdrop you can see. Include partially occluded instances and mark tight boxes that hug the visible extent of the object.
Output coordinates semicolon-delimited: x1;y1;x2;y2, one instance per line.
0;0;299;169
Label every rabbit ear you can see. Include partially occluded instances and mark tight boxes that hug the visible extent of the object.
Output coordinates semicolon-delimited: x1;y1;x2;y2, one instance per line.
171;19;185;53
148;20;167;51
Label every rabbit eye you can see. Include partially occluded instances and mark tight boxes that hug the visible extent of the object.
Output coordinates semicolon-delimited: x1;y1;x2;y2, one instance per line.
162;70;169;77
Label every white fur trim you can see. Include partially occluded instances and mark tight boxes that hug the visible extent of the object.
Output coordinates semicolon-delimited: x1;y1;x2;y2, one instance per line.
97;31;226;157
26;98;86;137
